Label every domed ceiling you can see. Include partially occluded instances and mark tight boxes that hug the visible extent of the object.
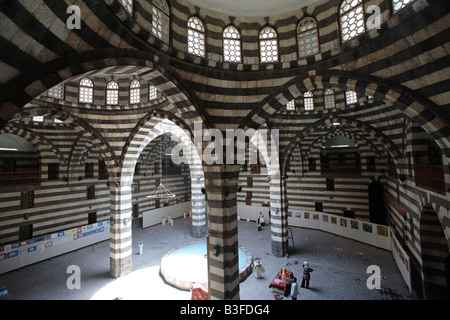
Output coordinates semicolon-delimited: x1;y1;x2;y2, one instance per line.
185;0;324;17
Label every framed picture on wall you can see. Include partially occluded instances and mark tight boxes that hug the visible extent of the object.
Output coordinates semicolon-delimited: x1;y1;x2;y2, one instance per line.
323;215;328;222
331;217;337;224
350;220;359;230
362;223;372;233
340;218;347;227
377;226;388;237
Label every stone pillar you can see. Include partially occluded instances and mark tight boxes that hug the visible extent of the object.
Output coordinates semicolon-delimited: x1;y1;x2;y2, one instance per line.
109;181;133;278
204;164;241;300
270;173;288;257
190;162;208;238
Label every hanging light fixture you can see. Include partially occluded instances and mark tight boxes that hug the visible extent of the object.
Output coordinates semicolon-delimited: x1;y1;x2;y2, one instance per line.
147;135;176;199
146;182;176;199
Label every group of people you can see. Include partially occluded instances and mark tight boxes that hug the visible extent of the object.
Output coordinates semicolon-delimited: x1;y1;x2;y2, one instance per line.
288;262;313;300
255;212;314;300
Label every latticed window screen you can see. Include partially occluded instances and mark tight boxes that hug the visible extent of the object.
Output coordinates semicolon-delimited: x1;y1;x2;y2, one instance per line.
304;92;314;111
339;0;365;43
106;81;119;105
152;0;170;44
223;25;241;63
346;90;358;105
119;0;133;15
286;99;296;111
324;89;336;109
48;84;64;99
79;78;93;104
129;79;141;104
259;26;279;63
392;0;415;12
149;85;158;101
297;17;320;58
187;16;205;57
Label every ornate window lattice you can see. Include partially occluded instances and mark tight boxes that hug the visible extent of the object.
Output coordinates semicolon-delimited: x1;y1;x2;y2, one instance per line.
259;26;279;63
346;90;358;105
79;78;93;104
297;17;320;58
324;89;336;109
152;0;170;44
119;0;133;15
149;85;158;101
48;84;64;99
106;80;119;105
223;25;241;63
339;0;365;43
187;16;205;57
392;0;415;13
129;79;141;104
286;99;296;111
304;92;314;111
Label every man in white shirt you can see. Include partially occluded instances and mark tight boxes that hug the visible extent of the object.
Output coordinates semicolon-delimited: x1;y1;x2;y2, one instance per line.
290;277;299;300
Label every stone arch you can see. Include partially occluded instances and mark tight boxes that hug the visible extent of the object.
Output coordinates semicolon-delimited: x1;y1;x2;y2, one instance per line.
241;70;450;160
302;125;385;163
1;124;67;172
281;116;402;176
122;115;206;237
0;50;213;132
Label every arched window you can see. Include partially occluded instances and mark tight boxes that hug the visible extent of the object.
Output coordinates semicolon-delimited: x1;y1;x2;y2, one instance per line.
152;0;170;44
129;79;141;104
223;25;241;63
346;90;358;105
392;0;415;13
259;26;279;63
119;0;133;15
339;0;365;43
48;83;64;99
79;78;93;104
149;85;158;101
304;92;314;111
297;17;320;58
324;89;335;109
286;99;296;111
187;16;206;57
106;80;119;105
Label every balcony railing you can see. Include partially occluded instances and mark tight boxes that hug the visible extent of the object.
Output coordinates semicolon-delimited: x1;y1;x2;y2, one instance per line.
414;163;445;194
0;170;41;187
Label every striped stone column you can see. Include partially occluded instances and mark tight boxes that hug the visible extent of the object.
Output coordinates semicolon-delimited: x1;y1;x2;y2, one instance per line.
109;181;133;278
204;164;241;300
270;174;289;257
190;161;207;238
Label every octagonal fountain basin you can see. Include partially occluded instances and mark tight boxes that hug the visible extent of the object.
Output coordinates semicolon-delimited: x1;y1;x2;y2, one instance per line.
160;241;253;291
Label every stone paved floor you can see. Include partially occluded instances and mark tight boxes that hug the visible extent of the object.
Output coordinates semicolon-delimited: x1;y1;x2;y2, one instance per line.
0;218;417;300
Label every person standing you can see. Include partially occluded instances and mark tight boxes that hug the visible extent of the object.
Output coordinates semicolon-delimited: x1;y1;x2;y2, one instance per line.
301;262;313;288
290;277;299;300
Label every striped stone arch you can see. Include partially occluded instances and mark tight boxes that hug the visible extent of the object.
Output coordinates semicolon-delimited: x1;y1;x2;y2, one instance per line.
109;113;206;277
0;49;212;132
0;125;65;168
281;116;403;176
241;70;450;159
18;102;119;178
302;126;385;163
